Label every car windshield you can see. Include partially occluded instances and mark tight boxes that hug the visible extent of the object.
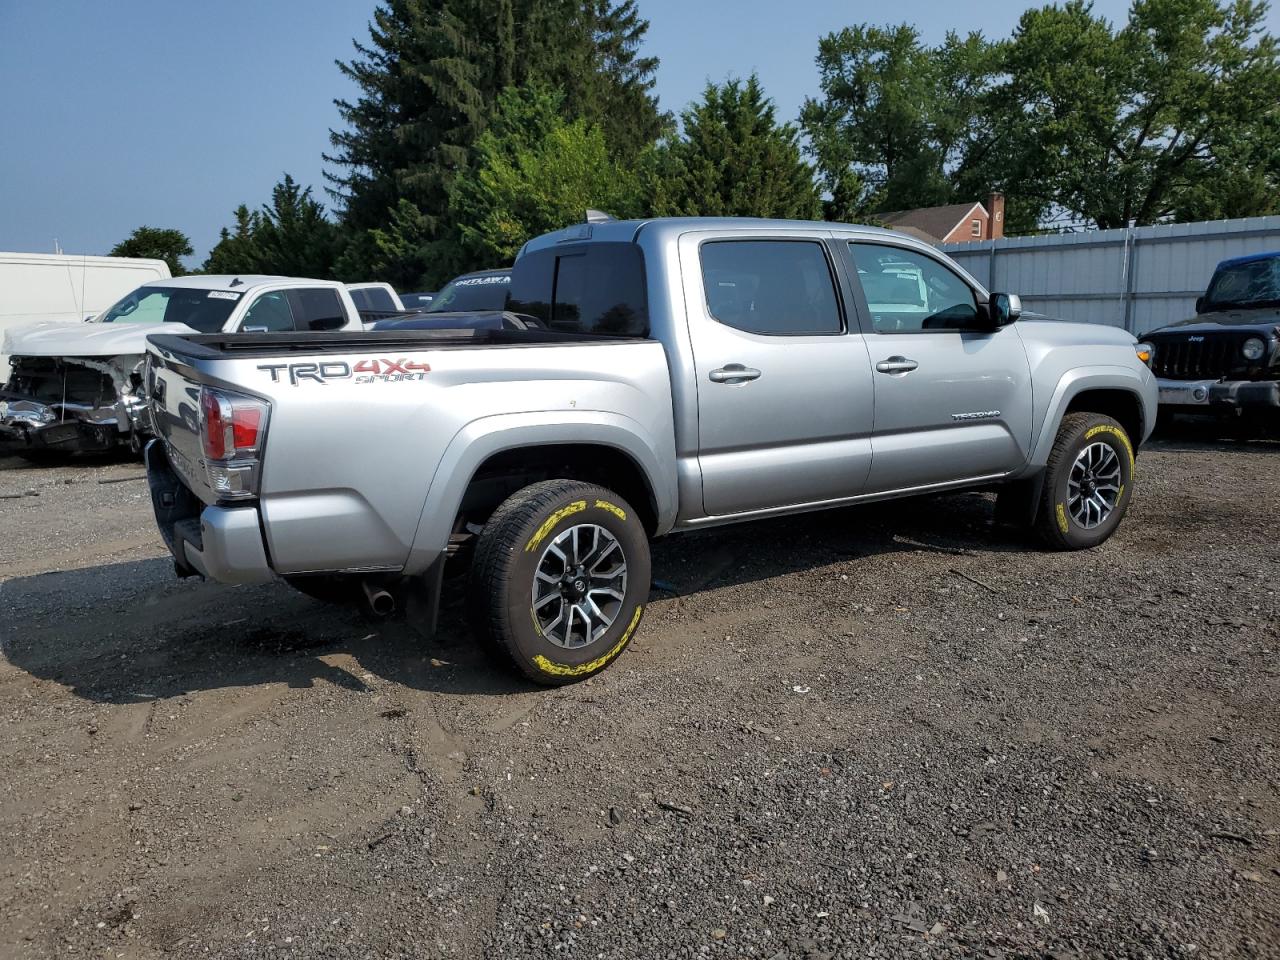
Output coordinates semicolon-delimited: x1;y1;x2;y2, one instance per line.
1203;257;1280;310
426;273;510;313
99;286;240;333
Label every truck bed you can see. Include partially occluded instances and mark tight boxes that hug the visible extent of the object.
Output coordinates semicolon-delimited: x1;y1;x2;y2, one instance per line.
148;326;640;360
144;326;678;581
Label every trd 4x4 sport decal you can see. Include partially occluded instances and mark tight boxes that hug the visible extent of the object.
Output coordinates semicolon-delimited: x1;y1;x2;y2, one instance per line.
257;359;431;386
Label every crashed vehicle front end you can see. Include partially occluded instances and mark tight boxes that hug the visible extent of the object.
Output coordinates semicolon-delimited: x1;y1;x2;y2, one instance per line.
0;353;149;455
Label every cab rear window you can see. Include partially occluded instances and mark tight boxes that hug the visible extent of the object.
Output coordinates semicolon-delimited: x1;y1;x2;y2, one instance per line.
508;243;648;337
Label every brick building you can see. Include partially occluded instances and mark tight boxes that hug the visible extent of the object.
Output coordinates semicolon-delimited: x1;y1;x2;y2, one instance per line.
877;193;1006;244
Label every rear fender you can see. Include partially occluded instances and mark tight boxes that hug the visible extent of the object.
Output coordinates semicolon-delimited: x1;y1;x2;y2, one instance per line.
403;411;678;575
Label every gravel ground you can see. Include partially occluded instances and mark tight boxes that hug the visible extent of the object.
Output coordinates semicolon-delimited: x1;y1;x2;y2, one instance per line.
0;430;1277;959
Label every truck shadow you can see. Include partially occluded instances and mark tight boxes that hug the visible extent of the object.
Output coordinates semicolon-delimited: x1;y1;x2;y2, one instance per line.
1150;414;1280;448
1;491;1027;703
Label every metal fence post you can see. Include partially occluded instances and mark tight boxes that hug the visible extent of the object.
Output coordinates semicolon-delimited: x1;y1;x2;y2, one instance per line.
1121;228;1137;333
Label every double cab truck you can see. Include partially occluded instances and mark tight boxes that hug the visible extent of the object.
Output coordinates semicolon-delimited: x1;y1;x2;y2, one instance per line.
1;275;372;457
1141;251;1280;422
143;217;1158;684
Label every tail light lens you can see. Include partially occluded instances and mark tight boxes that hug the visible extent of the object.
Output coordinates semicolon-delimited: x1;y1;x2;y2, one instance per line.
199;386;269;500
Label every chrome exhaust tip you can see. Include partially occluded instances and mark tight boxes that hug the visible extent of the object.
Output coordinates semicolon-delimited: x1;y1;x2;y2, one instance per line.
360;581;396;618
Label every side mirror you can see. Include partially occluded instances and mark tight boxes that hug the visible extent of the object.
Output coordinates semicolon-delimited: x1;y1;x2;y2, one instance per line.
989;292;1022;327
1195;296;1205;314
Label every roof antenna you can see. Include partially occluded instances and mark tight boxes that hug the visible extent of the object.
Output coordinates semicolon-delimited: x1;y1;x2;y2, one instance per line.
585;209;615;224
229;277;244;287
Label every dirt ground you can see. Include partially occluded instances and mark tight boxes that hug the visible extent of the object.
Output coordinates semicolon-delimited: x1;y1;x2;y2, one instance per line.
1;428;1277;959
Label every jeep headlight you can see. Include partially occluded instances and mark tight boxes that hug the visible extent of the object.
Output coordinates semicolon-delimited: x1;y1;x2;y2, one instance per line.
1242;337;1266;361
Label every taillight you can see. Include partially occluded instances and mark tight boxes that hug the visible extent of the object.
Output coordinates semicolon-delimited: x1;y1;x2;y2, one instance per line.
199;386;269;500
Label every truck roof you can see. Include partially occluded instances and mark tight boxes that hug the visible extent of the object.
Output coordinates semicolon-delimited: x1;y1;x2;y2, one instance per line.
138;274;339;292
1217;250;1280;269
522;217;915;255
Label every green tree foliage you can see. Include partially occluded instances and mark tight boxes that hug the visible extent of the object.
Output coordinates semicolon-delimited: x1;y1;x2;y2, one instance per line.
803;0;1280;232
994;0;1280;228
651;75;821;220
253;175;340;277
365;199;437;290
446;86;642;267
326;0;664;285
801;26;998;221
203;175;338;278
202;205;262;275
109;227;193;276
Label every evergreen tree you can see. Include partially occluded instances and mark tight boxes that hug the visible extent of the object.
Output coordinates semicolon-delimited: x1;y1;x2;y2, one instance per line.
327;0;486;238
325;0;664;284
203;175;338;279
366;199;437;290
253;174;340;278
653;75;821;220
202;205;263;275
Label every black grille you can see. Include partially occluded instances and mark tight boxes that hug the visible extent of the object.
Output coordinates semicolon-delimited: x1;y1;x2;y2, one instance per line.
1149;333;1252;380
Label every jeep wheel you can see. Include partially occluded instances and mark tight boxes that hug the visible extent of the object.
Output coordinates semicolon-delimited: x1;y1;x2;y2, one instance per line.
1034;412;1135;550
468;480;650;685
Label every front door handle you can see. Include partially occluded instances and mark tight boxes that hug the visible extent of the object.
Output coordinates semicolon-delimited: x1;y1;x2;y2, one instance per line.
709;364;762;384
875;356;919;375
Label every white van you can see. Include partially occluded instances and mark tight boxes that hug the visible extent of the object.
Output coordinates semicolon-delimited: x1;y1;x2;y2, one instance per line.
0;252;171;371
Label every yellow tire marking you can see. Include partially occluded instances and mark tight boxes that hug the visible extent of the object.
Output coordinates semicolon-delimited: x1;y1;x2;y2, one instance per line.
594;499;626;521
1085;424;1135;468
524;500;587;552
533;606;643;678
1056;502;1069;534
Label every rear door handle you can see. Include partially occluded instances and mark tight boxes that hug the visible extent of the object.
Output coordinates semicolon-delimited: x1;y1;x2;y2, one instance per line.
875;356;919;375
709;364;762;383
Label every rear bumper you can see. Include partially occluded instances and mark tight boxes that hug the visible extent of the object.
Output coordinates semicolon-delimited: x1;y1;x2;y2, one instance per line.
1157;377;1280;410
145;440;274;584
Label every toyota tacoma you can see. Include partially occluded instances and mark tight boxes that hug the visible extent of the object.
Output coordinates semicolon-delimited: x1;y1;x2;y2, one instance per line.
143;217;1157;683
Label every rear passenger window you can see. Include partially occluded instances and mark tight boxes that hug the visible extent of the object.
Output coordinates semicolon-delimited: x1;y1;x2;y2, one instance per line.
508;243;648;336
289;288;346;331
361;287;396;311
700;240;842;335
241;291;294;332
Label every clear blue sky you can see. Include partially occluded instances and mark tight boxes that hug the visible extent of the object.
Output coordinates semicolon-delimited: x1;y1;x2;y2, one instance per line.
2;0;1272;267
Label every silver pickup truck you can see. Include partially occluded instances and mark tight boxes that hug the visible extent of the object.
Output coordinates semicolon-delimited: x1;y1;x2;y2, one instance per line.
143;217;1157;684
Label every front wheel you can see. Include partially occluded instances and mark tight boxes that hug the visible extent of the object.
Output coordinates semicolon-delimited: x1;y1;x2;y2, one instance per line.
1033;412;1135;550
468;480;650;685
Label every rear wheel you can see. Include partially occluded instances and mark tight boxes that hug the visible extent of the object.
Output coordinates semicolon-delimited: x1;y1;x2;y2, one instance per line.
1033;412;1135;550
468;480;650;685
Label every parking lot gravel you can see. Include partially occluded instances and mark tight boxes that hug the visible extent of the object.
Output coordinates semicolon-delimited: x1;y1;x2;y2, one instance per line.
1;431;1277;959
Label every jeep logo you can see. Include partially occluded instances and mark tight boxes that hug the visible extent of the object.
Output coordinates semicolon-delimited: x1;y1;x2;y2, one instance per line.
1188;335;1205;342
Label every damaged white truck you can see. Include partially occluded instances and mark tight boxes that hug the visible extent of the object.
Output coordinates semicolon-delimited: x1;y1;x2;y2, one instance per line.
0;275;371;458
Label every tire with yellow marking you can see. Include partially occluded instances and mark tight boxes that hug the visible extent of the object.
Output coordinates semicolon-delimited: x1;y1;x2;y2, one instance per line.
467;480;650;685
1033;412;1135;550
